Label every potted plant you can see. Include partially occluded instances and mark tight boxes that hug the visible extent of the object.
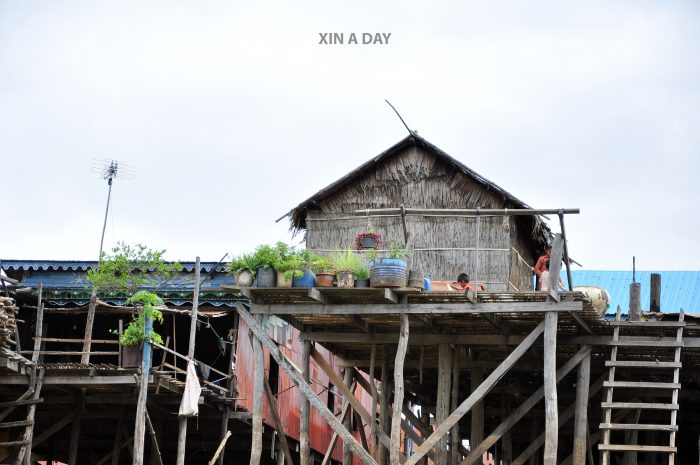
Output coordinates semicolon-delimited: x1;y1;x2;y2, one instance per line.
227;253;258;287
370;242;409;288
293;249;322;287
251;244;278;287
354;264;370;288
329;248;362;288
119;291;165;367
355;224;382;250
312;256;335;287
273;242;303;288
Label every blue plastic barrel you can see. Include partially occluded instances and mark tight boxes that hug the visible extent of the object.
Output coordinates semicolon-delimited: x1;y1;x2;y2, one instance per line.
370;258;408;288
293;269;316;287
256;267;277;287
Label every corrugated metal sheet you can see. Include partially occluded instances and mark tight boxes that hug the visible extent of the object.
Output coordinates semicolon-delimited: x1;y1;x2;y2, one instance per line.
563;270;700;315
0;259;227;273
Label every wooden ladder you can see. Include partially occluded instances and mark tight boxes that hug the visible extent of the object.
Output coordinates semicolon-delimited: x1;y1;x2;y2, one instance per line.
599;307;684;465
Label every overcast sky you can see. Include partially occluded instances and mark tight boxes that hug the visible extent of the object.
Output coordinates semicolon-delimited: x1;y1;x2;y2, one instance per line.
1;1;698;270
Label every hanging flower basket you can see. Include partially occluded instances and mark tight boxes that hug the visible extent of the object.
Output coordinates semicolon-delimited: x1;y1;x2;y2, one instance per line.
355;232;382;250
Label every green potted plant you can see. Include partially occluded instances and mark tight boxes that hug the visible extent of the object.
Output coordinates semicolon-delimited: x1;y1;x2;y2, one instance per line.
227;252;258;287
311;256;335;287
329;248;363;288
88;242;181;368
354;264;370;288
293;249;323;287
273;242;303;287
370;242;409;288
251;244;278;287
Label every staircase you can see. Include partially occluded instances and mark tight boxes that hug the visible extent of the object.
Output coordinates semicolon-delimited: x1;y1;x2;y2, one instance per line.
599;307;684;465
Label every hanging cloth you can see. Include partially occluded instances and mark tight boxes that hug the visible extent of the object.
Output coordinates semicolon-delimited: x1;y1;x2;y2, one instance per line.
179;361;202;417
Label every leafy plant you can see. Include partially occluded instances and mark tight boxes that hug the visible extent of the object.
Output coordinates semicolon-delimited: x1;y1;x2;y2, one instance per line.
329;248;362;272
227;253;259;275
354;265;370;280
89;242;180;347
388;242;410;260
251;244;278;269
311;256;334;274
355;232;382;250
273;243;304;279
367;247;378;262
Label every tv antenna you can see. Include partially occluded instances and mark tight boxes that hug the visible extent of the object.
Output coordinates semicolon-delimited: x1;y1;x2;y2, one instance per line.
385;99;415;136
91;159;135;262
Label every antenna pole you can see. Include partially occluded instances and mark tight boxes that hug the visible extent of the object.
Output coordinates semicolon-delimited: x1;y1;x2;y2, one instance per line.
385;99;413;136
98;176;114;264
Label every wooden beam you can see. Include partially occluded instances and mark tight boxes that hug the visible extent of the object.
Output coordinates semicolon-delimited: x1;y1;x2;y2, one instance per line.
176;256;201;465
460;346;592;465
264;377;295;465
250;315;265;465
31;283;44;364
354;208;580;217
470;367;484;451
320;399;352;465
308;288;327;304
435;344;451;465
349;315;371;333
369;344;379;454
81;293;98;364
236;303;379;465
543;312;559;465
391;314;409;465
300;340;311;465
384;289;399;304
572;349;591;465
379;347;389;465
450;350;461;465
67;390;85;465
254;301;583;315
343;367;353;465
404;321;545;465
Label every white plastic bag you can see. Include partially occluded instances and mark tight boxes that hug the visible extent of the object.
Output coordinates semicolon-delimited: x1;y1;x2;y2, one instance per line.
179;361;202;417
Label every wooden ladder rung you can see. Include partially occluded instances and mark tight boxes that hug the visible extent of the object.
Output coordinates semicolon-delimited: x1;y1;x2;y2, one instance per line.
0;439;31;447
605;361;682;369
599;423;678;431
0;398;43;408
0;420;33;429
598;444;676;453
610;321;686;328
601;402;679;410
603;381;681;389
611;340;683;348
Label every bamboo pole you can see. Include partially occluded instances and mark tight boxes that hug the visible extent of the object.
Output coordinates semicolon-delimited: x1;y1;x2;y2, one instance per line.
81;293;98;364
176;256;201;465
391;315;409;465
572;350;591;465
436;343;452;465
250;314;265;465
354;208;580;217
343;367;354;465
300;340;311;465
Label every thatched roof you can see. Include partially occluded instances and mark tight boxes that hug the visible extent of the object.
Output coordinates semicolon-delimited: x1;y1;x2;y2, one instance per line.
282;134;552;248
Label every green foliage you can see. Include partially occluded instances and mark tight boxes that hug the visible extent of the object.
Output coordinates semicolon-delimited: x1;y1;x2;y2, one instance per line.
251;244;278;269
388;242;410;260
87;242;182;293
367;247;378;262
227;252;259;275
354;265;370;280
311;256;334;274
329;248;362;272
273;242;304;279
90;243;178;346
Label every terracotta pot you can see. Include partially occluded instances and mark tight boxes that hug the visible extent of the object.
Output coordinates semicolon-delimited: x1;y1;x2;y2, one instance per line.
336;271;355;288
276;271;293;288
315;273;336;287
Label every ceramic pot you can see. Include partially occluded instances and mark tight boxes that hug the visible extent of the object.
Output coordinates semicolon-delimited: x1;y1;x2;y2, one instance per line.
336;271;355;288
235;270;254;287
315;273;335;287
293;269;316;287
276;271;293;287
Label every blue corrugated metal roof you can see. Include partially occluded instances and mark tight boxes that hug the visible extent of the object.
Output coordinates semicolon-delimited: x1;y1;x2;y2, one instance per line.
562;270;700;315
0;260;227;273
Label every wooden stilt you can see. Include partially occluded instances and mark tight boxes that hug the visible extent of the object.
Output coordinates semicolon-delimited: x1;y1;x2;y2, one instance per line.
391;314;409;465
320;394;353;465
67;390;85;465
300;340;311;465
265;376;295;465
81;292;98;364
470;367;484;454
250;314;265;465
436;343;452;465
112;406;126;465
405;321;546;465
235;303;378;465
451;351;461;465
145;410;163;465
379;347;389;465
344;367;354;465
369;343;378;455
501;395;511;465
420;407;430;465
572;349;591;465
31;283;44;365
176;257;201;465
19;369;45;465
543;312;559;465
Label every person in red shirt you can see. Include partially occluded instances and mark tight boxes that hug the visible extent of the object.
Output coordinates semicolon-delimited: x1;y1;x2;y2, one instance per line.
454;273;485;291
534;245;552;290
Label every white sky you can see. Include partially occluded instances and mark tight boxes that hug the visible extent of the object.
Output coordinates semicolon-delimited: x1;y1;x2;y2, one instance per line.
1;1;698;270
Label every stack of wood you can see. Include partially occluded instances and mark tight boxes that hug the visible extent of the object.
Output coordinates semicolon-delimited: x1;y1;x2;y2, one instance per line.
0;296;19;350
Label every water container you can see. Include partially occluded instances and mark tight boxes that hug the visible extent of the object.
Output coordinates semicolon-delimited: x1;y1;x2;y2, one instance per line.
256;267;276;287
370;258;408;288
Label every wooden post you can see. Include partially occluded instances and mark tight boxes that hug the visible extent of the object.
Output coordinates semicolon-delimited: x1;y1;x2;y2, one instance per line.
68;390;85;465
343;367;354;465
572;349;591;465
369;344;379;455
391;314;409;465
217;328;238;465
250;315;265;465
629;282;641;321
300;340;311;465
81;292;98;364
470;367;484;453
176;257;201;465
451;352;461;465
436;343;452;465
19;369;45;465
145;410;164;465
543;311;558;465
501;395;511;465
320;398;353;465
133;305;154;465
650;274;661;312
420;407;430;465
379;347;389;465
31;283;44;365
265;377;295;465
